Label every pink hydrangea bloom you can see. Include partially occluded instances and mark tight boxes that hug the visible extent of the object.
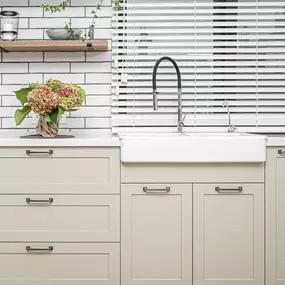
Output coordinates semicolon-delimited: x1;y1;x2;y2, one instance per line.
27;85;59;115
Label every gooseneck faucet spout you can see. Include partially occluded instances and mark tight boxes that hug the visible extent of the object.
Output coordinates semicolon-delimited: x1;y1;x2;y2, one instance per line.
152;56;183;132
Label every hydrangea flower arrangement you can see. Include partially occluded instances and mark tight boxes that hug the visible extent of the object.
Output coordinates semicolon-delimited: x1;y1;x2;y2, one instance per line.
14;79;86;137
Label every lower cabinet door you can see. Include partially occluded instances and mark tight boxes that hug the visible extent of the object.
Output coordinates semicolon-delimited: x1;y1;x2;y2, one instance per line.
121;184;192;285
0;243;120;285
193;184;264;285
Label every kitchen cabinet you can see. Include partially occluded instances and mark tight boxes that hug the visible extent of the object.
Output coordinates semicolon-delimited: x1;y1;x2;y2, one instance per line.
266;147;285;285
121;184;192;285
193;184;264;285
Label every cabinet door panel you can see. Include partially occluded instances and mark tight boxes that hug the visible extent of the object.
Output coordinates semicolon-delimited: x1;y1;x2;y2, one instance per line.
266;148;285;285
121;184;192;285
194;184;264;285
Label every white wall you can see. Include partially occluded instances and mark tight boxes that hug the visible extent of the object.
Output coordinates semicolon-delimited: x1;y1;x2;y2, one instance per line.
0;0;112;137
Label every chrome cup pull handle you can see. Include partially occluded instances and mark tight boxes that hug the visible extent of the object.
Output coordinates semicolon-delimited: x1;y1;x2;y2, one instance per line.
26;198;54;204
215;187;243;193
278;150;285;155
143;187;171;193
26;246;54;253
26;150;53;156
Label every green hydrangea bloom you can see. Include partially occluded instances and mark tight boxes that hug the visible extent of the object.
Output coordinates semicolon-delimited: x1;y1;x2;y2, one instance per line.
59;95;77;110
65;83;85;107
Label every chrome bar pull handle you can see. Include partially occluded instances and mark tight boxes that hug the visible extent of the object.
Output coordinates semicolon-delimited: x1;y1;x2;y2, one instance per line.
143;187;170;193
26;150;53;156
215;187;243;193
278;150;285;155
26;198;54;204
26;246;54;253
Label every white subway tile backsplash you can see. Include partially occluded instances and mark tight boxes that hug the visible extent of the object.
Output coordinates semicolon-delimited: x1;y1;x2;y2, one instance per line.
44;52;85;62
79;84;111;95
70;106;110;117
2;74;43;85
4;7;43;17
19;19;29;29
43;74;85;84
85;95;111;106
86;117;111;128
29;18;70;29
18;29;44;40
86;74;112;84
29;0;65;6
2;96;21;107
29;63;70;73
71;0;111;6
0;63;28;74
44;7;85;18
0;85;26;96
3;53;43;62
86;51;112;62
66;118;85;128
93;29;112;39
0;107;18;118
1;0;28;6
2;118;32;129
72;18;112;29
86;7;112;17
0;3;112;134
71;62;111;73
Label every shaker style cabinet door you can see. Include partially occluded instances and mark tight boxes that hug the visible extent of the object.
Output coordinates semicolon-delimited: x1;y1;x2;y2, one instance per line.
193;184;264;285
266;148;285;285
121;184;192;285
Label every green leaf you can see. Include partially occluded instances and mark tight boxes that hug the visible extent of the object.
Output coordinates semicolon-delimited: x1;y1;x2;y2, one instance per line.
29;83;38;89
14;87;33;107
67;108;79;112
49;107;65;123
44;114;52;123
14;106;31;126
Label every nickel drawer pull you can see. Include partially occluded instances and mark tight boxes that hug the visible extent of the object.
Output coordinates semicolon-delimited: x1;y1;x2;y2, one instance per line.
143;187;171;193
26;246;54;253
26;198;54;204
26;150;53;156
278;150;285;155
215;187;243;193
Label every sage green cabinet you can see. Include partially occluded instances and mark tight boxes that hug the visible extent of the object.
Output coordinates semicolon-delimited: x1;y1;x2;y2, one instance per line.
121;184;192;285
266;148;285;285
193;184;264;285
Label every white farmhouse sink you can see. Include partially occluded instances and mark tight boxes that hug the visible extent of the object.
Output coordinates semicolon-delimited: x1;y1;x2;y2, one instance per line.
119;133;267;163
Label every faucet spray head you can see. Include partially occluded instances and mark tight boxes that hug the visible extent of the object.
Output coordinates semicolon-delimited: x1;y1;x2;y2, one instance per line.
153;90;158;111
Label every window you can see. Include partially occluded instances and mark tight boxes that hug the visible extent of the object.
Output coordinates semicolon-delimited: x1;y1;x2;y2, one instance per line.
112;0;285;133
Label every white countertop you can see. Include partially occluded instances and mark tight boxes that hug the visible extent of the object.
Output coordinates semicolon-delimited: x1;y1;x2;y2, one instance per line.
265;134;285;147
0;134;120;147
0;133;283;147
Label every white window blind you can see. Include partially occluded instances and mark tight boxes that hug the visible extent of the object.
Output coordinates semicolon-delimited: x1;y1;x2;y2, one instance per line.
112;0;285;133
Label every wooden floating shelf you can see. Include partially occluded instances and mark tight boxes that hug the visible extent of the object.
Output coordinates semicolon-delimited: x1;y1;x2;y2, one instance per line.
0;40;108;52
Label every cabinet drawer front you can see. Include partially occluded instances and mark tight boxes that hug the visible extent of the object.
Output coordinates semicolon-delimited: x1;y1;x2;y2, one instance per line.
0;148;120;194
0;195;120;242
0;243;120;285
194;184;264;285
122;163;265;183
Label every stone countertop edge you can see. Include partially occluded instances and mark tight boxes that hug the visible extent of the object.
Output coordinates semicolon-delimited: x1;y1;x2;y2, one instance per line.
0;133;283;147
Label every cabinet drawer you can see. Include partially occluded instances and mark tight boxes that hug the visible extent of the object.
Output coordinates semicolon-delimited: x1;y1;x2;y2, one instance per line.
0;195;120;242
0;148;120;194
0;243;120;285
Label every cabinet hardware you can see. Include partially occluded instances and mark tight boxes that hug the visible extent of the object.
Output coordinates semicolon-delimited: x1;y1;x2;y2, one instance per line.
26;198;54;204
278;150;285;155
26;246;54;253
26;150;53;156
215;187;243;193
143;187;171;193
